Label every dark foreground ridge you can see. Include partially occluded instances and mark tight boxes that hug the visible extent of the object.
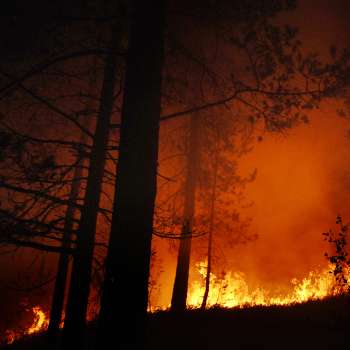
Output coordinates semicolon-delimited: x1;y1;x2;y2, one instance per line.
4;295;350;350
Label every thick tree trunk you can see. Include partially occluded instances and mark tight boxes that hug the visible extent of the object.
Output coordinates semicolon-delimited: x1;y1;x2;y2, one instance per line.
171;114;201;311
96;1;165;349
201;154;218;309
61;23;120;350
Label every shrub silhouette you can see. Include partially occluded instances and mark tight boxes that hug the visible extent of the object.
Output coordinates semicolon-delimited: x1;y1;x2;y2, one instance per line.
323;215;350;294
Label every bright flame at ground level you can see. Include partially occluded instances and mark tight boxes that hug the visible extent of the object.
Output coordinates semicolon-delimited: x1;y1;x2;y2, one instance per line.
3;264;349;344
185;261;349;308
150;262;349;311
4;306;48;345
27;306;49;334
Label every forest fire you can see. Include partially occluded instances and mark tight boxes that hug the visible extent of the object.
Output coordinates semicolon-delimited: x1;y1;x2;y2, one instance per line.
186;262;349;309
4;306;48;345
2;1;350;349
5;266;348;345
27;306;49;335
3;265;350;345
147;259;350;312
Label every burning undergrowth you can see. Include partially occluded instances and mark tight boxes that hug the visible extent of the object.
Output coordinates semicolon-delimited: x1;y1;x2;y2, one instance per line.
4;295;350;350
4;264;349;346
2;306;48;346
148;261;350;312
3;218;350;346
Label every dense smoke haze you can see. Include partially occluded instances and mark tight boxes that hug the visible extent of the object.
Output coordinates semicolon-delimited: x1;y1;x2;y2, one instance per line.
151;112;350;307
150;0;350;307
1;1;350;348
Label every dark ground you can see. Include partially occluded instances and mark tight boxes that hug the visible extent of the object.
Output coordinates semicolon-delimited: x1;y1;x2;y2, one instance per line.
3;296;350;350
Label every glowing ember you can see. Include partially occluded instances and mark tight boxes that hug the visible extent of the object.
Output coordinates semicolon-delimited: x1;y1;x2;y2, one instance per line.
186;261;349;308
4;330;16;345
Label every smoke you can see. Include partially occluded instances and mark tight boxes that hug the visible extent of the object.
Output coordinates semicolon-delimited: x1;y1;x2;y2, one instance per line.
152;0;350;304
237;111;350;281
2;0;350;329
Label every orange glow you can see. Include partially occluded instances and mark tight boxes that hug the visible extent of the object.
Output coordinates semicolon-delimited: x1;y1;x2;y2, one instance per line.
3;306;48;345
187;261;349;308
151;112;350;309
149;261;349;312
3;330;16;345
26;306;49;335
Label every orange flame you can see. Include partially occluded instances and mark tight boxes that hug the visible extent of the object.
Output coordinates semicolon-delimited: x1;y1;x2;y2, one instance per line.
26;306;49;334
3;330;16;345
186;261;349;308
3;306;48;345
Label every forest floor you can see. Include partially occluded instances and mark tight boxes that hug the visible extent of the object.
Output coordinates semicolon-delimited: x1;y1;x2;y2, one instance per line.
3;295;350;350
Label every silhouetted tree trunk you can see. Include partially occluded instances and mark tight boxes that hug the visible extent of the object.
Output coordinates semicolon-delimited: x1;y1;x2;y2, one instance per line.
171;114;201;311
47;64;96;343
96;1;165;349
61;23;121;350
47;154;83;341
201;153;218;309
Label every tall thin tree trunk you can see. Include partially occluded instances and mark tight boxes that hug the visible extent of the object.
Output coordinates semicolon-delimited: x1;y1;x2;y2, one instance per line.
47;154;83;341
47;65;95;343
171;114;201;311
201;153;218;309
96;1;165;349
61;23;120;350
